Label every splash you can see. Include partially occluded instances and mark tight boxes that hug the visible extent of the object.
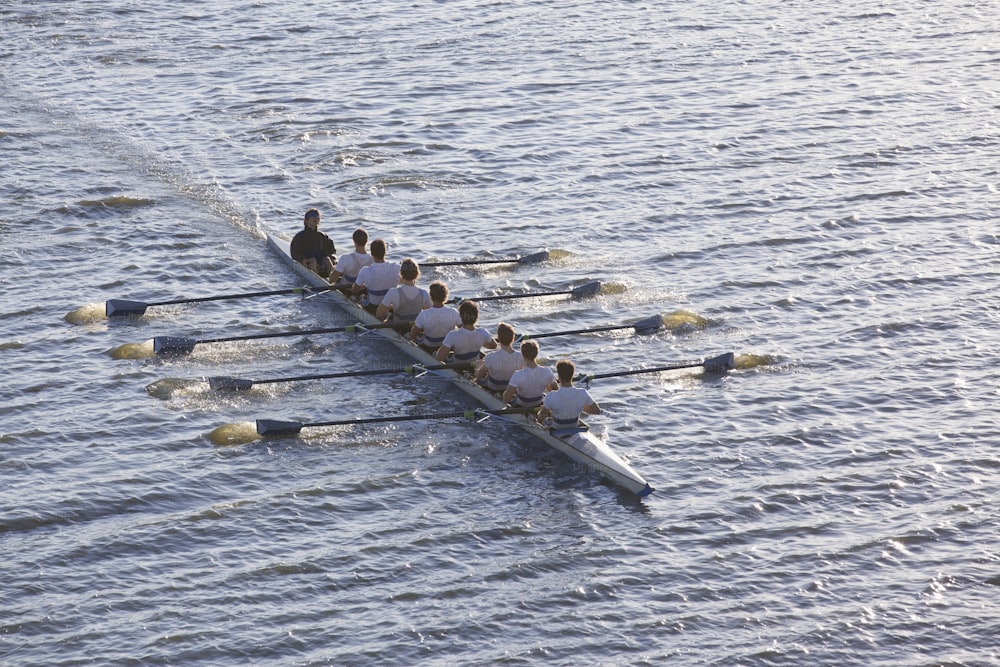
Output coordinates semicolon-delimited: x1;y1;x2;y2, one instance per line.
734;353;779;370
209;422;262;447
145;378;206;400
65;302;107;324
661;309;710;333
111;339;155;359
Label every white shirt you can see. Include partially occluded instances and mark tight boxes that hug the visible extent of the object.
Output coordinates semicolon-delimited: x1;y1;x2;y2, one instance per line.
542;385;596;425
441;326;493;361
333;252;374;283
414;306;462;346
506;365;557;406
381;285;431;320
479;348;524;391
355;261;401;305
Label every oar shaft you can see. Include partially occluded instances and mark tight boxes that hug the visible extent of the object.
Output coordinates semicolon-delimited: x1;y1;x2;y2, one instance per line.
251;362;473;386
422;258;520;267
580;361;705;381
197;325;353;346
527;323;631;339
257;406;535;434
421;250;548;267
452;280;600;304
464;288;570;303
148;286;317;307
191;321;400;347
579;353;735;381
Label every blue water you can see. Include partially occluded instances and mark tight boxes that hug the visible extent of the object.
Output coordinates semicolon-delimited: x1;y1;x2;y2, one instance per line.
2;1;999;664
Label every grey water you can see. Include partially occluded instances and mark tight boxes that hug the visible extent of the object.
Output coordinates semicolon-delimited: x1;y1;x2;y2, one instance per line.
1;1;999;664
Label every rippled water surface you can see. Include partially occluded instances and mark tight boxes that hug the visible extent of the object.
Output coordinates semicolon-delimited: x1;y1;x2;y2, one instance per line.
2;1;999;665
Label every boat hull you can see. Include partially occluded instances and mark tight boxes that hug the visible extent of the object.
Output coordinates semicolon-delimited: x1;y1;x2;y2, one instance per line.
266;235;653;497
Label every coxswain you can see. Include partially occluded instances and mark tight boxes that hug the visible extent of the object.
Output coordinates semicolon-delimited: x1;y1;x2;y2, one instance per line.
290;208;336;278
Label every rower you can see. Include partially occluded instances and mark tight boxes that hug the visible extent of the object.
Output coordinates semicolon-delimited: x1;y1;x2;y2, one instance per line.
434;300;497;364
352;238;400;314
475;322;523;394
538;359;600;429
409;280;461;353
502;340;557;409
377;258;431;330
328;227;373;287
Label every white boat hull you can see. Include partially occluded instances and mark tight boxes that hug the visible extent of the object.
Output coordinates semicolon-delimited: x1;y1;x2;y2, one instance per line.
266;235;653;497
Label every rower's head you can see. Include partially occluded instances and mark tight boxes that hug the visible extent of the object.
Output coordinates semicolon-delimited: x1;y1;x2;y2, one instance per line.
555;359;575;384
459;300;479;325
352;227;368;249
400;258;420;281
428;280;448;304
370;238;387;260
496;322;514;346
303;208;321;229
520;339;539;361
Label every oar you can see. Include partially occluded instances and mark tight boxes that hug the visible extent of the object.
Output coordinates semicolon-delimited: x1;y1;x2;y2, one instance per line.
576;352;736;383
256;406;538;437
523;314;663;341
208;361;474;391
453;280;602;304
421;250;549;267
152;321;401;356
105;285;336;317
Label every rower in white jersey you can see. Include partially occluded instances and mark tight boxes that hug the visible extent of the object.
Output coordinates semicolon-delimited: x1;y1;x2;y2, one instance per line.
435;300;497;365
538;359;601;429
328;227;373;286
409;281;462;353
502;339;558;408
475;322;523;394
352;238;400;314
377;258;431;324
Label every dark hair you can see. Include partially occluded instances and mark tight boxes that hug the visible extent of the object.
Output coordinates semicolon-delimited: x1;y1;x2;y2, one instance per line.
370;238;387;260
304;208;320;222
428;281;448;303
555;359;575;383
520;340;539;361
400;258;419;281
352;227;368;246
458;300;479;325
496;322;514;345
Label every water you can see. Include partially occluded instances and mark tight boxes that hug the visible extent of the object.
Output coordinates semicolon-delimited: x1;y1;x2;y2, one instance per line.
2;1;999;664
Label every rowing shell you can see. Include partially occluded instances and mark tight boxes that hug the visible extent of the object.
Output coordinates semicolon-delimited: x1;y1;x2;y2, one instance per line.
266;234;653;497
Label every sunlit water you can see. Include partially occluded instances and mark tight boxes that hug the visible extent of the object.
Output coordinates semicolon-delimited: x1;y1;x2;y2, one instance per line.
2;1;999;665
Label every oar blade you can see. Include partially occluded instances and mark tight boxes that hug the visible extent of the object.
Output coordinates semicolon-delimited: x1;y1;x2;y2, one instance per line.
703;352;736;373
571;281;602;299
106;299;149;317
256;419;305;436
153;336;198;356
518;250;549;264
631;314;664;335
209;376;255;392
